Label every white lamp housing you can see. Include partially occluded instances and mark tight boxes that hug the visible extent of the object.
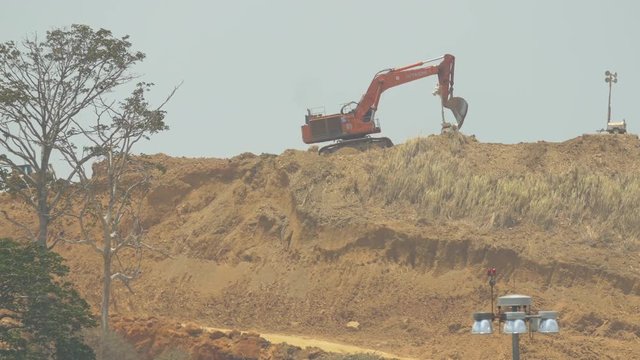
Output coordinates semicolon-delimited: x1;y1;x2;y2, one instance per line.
538;311;559;334
471;312;493;334
503;312;527;334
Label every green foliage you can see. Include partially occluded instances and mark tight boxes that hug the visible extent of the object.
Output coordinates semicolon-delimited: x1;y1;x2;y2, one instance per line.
0;24;144;109
55;337;98;360
0;238;96;359
115;82;169;137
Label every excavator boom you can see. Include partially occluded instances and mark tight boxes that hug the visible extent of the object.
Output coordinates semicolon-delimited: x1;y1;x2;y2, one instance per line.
301;54;468;152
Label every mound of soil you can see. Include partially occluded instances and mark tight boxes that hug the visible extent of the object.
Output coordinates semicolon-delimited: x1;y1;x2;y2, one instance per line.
110;316;325;360
2;133;640;359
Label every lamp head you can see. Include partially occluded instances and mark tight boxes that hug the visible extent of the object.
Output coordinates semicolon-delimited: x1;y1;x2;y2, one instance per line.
503;312;527;334
471;312;493;335
538;311;559;334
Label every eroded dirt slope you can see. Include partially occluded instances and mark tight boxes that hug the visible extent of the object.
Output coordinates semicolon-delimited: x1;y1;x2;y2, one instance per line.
2;133;640;359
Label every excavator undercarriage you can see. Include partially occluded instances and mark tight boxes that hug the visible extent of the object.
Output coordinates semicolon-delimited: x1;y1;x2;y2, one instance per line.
318;136;394;155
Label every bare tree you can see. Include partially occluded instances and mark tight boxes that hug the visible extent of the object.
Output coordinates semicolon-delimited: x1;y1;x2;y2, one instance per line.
0;24;179;349
59;82;177;337
0;24;145;248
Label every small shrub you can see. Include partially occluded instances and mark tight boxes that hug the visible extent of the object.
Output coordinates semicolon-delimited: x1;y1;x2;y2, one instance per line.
82;328;140;360
156;348;191;360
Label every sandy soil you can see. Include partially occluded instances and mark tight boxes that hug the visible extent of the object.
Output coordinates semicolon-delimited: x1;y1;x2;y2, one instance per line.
203;326;414;359
1;133;640;359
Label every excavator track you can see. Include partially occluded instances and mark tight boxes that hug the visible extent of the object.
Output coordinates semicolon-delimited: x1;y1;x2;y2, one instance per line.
318;137;394;155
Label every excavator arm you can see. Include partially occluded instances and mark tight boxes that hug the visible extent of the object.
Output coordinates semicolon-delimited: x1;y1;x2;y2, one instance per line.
353;54;468;129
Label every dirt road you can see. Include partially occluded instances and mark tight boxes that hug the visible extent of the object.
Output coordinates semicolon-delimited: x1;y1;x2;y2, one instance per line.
205;326;415;359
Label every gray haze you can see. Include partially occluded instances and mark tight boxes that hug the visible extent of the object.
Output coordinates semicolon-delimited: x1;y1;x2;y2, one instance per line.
1;0;638;158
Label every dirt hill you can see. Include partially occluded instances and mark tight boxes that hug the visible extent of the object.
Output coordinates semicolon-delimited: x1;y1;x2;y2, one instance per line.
2;133;640;359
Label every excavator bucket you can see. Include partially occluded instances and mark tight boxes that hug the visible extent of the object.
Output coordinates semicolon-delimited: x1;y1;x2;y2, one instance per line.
444;97;468;129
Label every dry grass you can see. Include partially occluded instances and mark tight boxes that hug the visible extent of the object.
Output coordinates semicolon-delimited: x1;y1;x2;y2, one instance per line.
369;136;640;243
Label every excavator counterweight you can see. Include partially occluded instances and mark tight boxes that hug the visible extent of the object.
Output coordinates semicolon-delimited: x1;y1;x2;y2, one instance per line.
301;54;468;154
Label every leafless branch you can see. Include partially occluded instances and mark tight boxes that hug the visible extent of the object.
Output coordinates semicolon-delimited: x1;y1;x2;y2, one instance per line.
155;80;183;110
110;272;138;293
0;210;34;240
59;237;102;255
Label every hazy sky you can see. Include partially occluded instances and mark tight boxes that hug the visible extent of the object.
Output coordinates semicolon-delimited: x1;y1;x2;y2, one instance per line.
1;0;638;158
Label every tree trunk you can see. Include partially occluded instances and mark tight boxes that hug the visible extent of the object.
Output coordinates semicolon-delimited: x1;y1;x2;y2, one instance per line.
100;240;112;359
101;247;112;333
37;197;48;248
37;149;51;248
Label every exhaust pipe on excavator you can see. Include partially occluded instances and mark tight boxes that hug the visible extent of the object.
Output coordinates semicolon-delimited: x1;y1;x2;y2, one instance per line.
444;97;469;129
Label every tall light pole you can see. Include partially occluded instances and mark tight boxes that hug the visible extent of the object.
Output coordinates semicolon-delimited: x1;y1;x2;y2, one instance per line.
605;70;618;124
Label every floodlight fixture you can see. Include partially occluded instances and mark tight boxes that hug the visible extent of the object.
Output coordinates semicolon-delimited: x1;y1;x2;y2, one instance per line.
503;312;527;334
537;311;559;334
471;312;494;334
470;268;560;360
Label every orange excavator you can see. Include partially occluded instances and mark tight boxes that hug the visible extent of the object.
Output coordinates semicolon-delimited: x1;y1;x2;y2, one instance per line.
301;54;468;154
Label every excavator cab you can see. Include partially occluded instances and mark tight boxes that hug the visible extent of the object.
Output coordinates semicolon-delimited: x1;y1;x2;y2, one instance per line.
444;96;469;129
